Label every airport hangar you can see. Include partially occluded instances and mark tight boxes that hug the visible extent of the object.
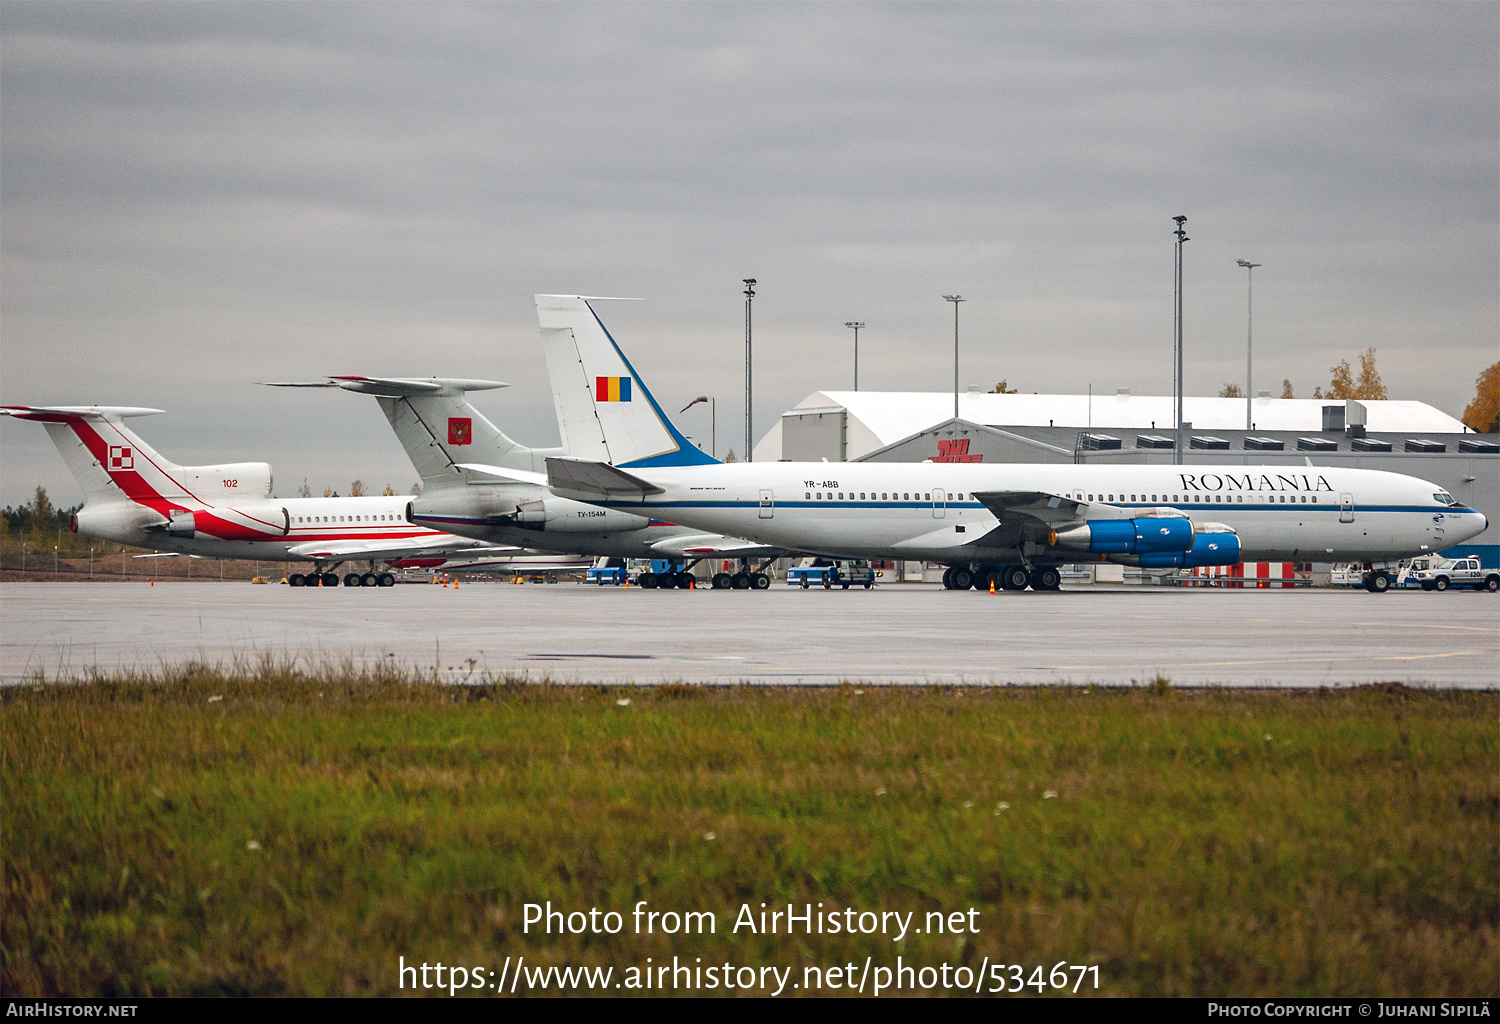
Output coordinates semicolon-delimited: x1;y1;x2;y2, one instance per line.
753;391;1498;570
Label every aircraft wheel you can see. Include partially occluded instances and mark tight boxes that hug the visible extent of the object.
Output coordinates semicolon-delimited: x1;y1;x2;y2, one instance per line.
941;567;955;589
379;573;396;587
640;573;659;589
677;572;695;589
322;573;339;588
951;567;975;590
731;573;751;590
713;572;733;589
1002;566;1030;591
1036;566;1062;591
361;572;378;587
981;571;1000;592
751;572;770;590
1433;576;1449;592
288;573;305;587
344;573;363;587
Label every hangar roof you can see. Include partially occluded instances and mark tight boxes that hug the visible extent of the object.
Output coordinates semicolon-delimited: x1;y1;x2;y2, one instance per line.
753;391;1469;462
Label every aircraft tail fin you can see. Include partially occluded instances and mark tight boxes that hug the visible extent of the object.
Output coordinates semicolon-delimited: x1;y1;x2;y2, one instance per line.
2;405;177;507
265;377;564;481
535;295;719;468
2;405;275;513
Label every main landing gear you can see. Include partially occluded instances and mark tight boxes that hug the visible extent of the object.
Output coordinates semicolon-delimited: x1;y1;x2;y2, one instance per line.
943;564;1061;592
288;569;394;588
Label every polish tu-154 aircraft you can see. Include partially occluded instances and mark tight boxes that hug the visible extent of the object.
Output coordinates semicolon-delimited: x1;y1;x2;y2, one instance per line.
267;297;790;590
1;405;591;586
536;298;1490;594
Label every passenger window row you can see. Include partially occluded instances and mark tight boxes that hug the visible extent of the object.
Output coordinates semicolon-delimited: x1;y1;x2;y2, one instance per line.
294;514;395;524
803;492;970;502
1083;493;1318;505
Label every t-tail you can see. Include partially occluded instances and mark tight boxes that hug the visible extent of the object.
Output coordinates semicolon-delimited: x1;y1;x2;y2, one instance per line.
535;295;720;468
1;405;273;512
263;376;564;481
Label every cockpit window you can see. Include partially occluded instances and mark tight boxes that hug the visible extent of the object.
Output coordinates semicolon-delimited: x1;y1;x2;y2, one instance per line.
1434;491;1461;507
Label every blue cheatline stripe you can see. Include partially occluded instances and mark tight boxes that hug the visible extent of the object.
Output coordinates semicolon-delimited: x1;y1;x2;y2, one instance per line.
585;302;719;468
590;497;1447;510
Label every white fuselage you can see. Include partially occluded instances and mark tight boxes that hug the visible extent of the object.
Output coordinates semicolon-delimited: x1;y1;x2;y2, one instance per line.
573;462;1487;565
77;493;500;569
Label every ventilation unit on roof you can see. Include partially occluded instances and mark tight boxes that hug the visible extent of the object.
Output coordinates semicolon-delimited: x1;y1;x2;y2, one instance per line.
1243;436;1284;451
1077;432;1122;451
1351;437;1392;452
1190;435;1230;450
1404;439;1446;453
1457;439;1498;454
1298;437;1339;452
1135;434;1174;449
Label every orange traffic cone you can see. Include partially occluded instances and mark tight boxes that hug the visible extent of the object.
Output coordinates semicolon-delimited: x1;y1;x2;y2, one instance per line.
150;578;154;587
454;576;459;589
989;577;996;594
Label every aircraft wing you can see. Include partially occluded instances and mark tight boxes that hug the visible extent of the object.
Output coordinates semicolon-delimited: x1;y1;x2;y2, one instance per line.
649;534;786;558
286;536;518;561
963;490;1093;550
546;458;663;501
453;463;548;487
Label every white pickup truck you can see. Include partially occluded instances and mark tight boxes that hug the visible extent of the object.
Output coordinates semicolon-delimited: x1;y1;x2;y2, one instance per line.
1405;556;1500;592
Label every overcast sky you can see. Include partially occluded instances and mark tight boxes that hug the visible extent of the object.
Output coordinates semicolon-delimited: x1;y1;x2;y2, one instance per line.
3;1;1496;508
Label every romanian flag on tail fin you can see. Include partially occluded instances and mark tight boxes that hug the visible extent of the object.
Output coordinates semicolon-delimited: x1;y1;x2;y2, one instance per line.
596;376;632;402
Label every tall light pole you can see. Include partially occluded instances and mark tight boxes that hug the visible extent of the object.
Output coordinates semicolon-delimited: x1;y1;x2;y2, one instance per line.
844;322;864;390
1237;258;1261;430
943;295;964;423
1172;216;1188;465
743;278;755;462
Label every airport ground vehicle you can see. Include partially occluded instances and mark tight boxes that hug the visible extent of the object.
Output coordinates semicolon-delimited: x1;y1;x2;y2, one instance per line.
1405;556;1500;592
788;558;876;589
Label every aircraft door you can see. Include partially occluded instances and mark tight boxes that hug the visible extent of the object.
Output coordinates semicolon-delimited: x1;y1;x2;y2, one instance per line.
281;508;290;536
758;489;774;519
1339;493;1354;523
932;486;945;519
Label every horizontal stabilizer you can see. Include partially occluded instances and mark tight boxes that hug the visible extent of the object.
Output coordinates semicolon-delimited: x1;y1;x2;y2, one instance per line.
2;405;164;421
546;458;664;501
262;377;508;397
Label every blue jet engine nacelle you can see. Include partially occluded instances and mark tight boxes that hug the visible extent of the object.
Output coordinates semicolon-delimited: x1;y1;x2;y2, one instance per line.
1051;517;1195;555
1136;531;1242;569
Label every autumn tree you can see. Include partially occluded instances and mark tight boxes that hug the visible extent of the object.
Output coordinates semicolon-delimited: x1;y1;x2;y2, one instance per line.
989;380;1017;394
1281;378;1295;399
1219;383;1244;398
1462;360;1500;433
298;478;312;498
1317;348;1386;401
349;479;366;497
1353;348;1387;400
382;484;396;496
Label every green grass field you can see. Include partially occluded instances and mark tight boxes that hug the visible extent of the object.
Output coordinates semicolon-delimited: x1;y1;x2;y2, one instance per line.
3;667;1495;997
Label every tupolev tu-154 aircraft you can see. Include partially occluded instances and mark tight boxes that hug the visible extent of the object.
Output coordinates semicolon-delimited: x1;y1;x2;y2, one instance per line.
1;405;590;586
267;297;791;590
535;298;1489;594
